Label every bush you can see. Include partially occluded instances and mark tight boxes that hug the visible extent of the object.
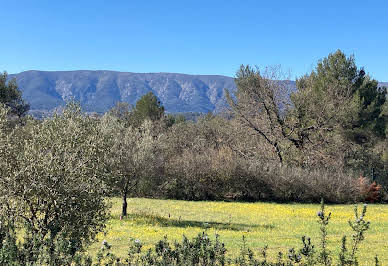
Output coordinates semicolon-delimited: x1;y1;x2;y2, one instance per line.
0;103;109;265
264;164;361;203
155;116;371;204
357;176;382;203
160;151;363;203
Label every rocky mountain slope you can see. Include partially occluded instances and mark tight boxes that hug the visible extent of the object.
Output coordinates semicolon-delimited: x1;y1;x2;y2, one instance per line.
8;70;388;114
9;70;237;114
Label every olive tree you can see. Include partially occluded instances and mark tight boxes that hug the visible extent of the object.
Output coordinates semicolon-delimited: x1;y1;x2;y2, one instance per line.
100;114;159;217
0;103;109;264
0;104;10;177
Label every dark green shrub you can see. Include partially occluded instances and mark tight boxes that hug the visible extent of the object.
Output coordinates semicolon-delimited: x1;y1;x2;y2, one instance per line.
95;233;227;266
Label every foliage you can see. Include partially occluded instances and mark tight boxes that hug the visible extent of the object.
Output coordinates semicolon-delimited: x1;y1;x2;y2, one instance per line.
357;176;382;203
0;72;29;117
164;113;186;127
291;50;387;174
100;113;161;216
316;199;332;265
0;215;94;266
95;233;227;266
225;65;293;164
295;50;386;142
132;92;165;126
108;102;133;127
1;49;388;263
0;104;9;178
224;50;387;185
338;204;370;265
0;102;109;264
159;117;361;202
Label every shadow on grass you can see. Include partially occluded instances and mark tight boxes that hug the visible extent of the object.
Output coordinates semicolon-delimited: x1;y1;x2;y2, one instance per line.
120;212;274;232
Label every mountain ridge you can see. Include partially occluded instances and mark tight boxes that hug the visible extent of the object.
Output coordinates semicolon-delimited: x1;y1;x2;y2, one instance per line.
7;70;388;115
9;70;238;114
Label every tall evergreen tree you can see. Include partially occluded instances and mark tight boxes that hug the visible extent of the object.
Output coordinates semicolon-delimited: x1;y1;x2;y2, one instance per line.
293;50;386;145
132;92;164;125
291;50;387;176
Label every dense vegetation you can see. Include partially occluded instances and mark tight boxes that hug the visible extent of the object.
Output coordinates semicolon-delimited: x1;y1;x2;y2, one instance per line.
0;50;387;264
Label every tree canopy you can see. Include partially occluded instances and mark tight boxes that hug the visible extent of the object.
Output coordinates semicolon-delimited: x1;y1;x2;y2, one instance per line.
132;92;164;125
293;50;387;145
0;103;109;264
0;72;29;117
226;50;387;177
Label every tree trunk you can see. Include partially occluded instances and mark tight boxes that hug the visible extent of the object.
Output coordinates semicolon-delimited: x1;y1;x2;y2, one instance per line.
122;191;128;217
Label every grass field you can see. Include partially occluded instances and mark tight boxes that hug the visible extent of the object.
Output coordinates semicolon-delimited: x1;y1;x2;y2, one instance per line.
89;198;388;264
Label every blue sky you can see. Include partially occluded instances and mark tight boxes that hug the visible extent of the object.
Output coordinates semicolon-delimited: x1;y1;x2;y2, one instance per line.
1;0;387;81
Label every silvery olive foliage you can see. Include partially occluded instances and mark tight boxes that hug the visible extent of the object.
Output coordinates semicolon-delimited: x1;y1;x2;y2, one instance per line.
100;113;160;216
0;104;8;167
0;103;109;264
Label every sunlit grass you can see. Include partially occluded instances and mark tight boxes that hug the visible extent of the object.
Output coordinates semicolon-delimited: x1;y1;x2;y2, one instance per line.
88;198;388;264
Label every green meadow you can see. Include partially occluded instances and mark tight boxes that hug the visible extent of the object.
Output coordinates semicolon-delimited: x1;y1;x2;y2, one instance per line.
89;198;388;264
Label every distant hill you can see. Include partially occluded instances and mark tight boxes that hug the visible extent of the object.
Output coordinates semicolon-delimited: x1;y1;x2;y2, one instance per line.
379;82;388;88
8;70;238;114
7;70;387;115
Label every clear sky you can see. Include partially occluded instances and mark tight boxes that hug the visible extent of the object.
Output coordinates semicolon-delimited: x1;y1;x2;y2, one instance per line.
1;0;387;81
